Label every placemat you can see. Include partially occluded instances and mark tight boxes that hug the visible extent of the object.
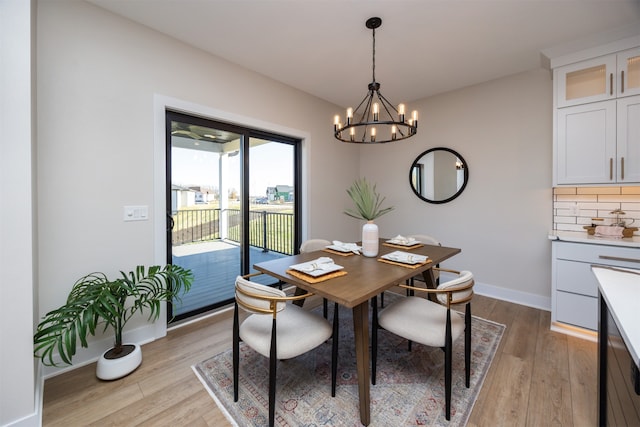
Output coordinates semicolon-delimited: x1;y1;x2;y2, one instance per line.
382;242;424;250
377;258;432;269
286;269;348;283
323;248;356;257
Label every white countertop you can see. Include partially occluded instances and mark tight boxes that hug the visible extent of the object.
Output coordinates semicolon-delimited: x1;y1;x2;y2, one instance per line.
592;266;640;368
549;230;640;248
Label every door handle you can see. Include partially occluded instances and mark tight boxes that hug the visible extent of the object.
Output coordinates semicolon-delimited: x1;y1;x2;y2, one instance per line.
621;70;625;93
621;157;625;181
167;212;175;231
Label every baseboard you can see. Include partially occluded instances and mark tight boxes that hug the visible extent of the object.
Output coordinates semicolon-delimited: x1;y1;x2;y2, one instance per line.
438;272;552;312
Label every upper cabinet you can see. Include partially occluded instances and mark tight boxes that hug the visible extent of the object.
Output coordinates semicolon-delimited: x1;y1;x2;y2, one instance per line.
553;42;640;186
556;47;640;108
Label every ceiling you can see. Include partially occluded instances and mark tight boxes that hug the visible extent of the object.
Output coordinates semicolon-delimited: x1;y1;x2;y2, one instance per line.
88;0;640;108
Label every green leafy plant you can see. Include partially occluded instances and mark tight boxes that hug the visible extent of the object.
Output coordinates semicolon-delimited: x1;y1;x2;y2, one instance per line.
34;265;193;367
344;177;394;221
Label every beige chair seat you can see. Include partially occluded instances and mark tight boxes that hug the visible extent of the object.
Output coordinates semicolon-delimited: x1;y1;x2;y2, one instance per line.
379;297;465;348
240;303;332;359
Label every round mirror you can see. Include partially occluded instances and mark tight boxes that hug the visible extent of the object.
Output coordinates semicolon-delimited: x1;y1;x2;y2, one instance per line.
409;147;469;204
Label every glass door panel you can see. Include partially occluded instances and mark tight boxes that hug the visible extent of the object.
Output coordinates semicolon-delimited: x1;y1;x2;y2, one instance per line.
247;137;296;286
167;112;242;320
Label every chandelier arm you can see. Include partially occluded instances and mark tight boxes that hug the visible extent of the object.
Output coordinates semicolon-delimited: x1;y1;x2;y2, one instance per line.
375;91;399;115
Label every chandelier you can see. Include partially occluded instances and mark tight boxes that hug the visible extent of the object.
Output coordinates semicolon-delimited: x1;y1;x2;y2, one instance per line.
333;17;418;144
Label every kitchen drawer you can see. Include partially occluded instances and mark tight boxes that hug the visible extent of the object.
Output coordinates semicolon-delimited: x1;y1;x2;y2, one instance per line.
555;242;640;268
556;259;599;297
556;291;598;330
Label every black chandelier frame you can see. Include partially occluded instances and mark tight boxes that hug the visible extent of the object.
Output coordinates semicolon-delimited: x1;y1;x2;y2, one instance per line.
334;17;418;144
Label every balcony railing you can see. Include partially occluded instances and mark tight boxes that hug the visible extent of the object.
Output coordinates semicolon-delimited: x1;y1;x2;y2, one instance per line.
171;208;294;255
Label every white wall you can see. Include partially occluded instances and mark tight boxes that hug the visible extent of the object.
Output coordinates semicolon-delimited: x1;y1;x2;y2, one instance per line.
0;1;39;426
363;69;554;307
35;0;360;369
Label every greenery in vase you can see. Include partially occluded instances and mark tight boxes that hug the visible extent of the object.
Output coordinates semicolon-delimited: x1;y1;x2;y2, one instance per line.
344;177;394;221
34;265;193;366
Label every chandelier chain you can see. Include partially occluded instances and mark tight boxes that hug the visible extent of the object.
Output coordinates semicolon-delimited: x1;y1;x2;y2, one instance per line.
371;26;376;84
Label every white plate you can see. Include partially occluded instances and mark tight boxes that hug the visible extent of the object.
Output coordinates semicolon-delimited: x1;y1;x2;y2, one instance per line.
381;251;428;265
290;259;344;277
326;244;357;253
386;238;420;246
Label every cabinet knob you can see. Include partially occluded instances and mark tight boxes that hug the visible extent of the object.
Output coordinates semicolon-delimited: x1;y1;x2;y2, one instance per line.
621;70;625;94
621;157;625;181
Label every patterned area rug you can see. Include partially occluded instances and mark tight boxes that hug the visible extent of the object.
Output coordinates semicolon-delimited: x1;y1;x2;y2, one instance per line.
193;295;504;426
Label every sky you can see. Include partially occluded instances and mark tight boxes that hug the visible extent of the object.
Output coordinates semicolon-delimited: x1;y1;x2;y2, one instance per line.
172;142;294;197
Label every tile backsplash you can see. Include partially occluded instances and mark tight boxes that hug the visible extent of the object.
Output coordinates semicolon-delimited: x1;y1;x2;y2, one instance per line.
553;187;640;234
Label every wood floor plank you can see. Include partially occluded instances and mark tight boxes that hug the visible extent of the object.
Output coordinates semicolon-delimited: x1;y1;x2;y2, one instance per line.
87;376;201;426
526;309;573;426
567;335;598;426
42;295;600;426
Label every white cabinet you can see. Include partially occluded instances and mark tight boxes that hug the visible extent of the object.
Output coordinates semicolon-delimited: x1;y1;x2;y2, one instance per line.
552;241;640;336
617;96;640;182
556;47;640;108
556;96;640;184
556;100;616;184
554;44;640;186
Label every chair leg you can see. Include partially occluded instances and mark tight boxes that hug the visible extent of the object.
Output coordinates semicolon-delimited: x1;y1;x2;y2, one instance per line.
465;302;472;388
371;295;378;385
444;309;453;421
233;302;240;402
380;291;384;308
323;298;328;319
269;318;277;427
331;302;339;397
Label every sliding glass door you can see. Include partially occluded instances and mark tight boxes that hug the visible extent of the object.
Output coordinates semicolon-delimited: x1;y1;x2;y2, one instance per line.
166;111;300;322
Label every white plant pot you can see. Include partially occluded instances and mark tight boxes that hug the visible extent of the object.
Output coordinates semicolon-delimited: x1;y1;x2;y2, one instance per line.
362;221;379;257
96;343;142;380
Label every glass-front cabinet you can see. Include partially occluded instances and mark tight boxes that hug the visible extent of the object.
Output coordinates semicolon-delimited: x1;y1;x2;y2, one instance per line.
556;47;640;108
618;47;640;97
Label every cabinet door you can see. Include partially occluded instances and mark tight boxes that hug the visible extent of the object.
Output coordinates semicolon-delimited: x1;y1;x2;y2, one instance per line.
557;101;617;184
557;55;617;108
617;47;640;98
617;96;640;182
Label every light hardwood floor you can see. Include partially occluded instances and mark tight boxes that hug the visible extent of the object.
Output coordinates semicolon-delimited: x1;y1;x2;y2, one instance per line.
42;293;597;426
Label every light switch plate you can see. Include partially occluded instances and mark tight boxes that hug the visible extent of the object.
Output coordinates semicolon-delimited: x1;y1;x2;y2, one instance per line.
124;205;149;221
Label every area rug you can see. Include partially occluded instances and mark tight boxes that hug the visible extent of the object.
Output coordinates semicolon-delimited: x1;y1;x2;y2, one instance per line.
193;296;504;426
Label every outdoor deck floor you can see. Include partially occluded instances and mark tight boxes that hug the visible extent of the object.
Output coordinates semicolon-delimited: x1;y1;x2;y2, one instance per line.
172;240;286;316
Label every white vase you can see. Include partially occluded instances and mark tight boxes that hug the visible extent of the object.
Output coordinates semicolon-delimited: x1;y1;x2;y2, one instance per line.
362;221;379;257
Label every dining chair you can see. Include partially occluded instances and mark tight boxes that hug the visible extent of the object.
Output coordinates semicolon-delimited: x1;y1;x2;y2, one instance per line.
233;273;339;427
379;234;441;308
300;238;332;318
371;269;474;420
407;234;442;287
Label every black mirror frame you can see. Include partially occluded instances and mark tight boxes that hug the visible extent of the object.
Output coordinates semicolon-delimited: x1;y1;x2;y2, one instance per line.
409;147;469;204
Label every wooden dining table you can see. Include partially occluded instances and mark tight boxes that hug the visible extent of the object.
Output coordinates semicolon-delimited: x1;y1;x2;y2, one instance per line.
252;238;461;426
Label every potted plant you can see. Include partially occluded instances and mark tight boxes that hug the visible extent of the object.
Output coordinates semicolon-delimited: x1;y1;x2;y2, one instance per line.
344;177;394;257
34;265;193;380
